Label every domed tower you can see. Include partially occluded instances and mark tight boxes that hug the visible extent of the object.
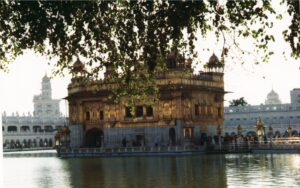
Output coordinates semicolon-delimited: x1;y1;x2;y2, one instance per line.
265;89;281;105
204;53;224;73
33;74;61;118
165;49;193;71
72;58;86;78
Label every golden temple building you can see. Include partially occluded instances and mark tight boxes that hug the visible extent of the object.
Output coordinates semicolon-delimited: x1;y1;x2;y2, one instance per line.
66;53;225;148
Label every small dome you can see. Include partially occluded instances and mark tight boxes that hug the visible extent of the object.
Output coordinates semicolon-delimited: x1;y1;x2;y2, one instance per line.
265;89;281;105
205;53;223;69
42;74;50;82
267;89;278;98
209;53;220;65
73;58;85;73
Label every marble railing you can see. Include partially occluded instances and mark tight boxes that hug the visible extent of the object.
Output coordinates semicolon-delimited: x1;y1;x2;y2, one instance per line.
3;132;55;136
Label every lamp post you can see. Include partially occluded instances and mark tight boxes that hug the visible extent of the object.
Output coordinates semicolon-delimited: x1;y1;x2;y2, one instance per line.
256;118;265;144
237;124;242;136
287;126;292;137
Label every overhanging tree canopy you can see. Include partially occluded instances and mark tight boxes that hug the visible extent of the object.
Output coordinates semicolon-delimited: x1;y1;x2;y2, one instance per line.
0;0;299;100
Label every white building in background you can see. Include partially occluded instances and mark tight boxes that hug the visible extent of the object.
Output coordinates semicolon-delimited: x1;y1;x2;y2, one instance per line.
224;88;300;136
2;74;67;149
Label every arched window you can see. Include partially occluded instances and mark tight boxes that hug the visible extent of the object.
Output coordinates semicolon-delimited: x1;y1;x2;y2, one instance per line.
136;106;143;118
20;126;30;132
44;125;53;132
7;126;17;132
33;126;42;132
99;110;104;120
146;106;153;117
85;111;90;120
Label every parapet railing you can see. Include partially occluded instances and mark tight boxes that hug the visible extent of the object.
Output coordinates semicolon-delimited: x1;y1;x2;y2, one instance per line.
251;138;300;150
203;137;300;152
213;138;300;151
3;147;54;152
3;132;55;136
58;138;300;156
58;145;205;154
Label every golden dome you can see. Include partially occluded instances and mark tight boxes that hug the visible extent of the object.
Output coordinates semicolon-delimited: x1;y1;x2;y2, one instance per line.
72;58;85;73
205;53;224;69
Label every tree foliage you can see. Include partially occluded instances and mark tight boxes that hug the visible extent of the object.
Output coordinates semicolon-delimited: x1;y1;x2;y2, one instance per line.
0;0;299;100
284;0;300;58
229;97;248;107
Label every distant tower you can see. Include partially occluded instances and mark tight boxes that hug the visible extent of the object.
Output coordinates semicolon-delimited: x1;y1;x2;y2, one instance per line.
290;88;300;104
33;74;61;118
41;74;52;99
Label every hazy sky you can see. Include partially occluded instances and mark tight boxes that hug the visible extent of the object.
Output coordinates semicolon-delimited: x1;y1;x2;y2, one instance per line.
0;52;71;116
0;1;299;116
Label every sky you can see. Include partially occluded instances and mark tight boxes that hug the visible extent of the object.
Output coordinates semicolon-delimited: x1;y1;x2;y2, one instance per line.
0;52;71;116
0;1;300;116
0;47;299;116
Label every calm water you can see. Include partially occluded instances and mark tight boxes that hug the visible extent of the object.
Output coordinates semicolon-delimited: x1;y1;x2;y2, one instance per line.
3;152;300;188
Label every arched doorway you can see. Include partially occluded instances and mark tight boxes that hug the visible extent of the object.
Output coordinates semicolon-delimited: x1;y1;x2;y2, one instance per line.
16;140;20;148
10;140;15;148
33;139;37;147
292;130;298;136
28;139;32;148
44;138;48;147
22;139;27;148
49;139;53;147
274;131;281;137
169;128;176;146
39;139;43;147
85;128;103;148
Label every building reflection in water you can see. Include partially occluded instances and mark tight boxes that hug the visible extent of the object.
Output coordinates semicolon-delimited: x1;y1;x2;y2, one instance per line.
3;157;73;188
225;154;300;187
64;155;227;188
4;154;300;187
